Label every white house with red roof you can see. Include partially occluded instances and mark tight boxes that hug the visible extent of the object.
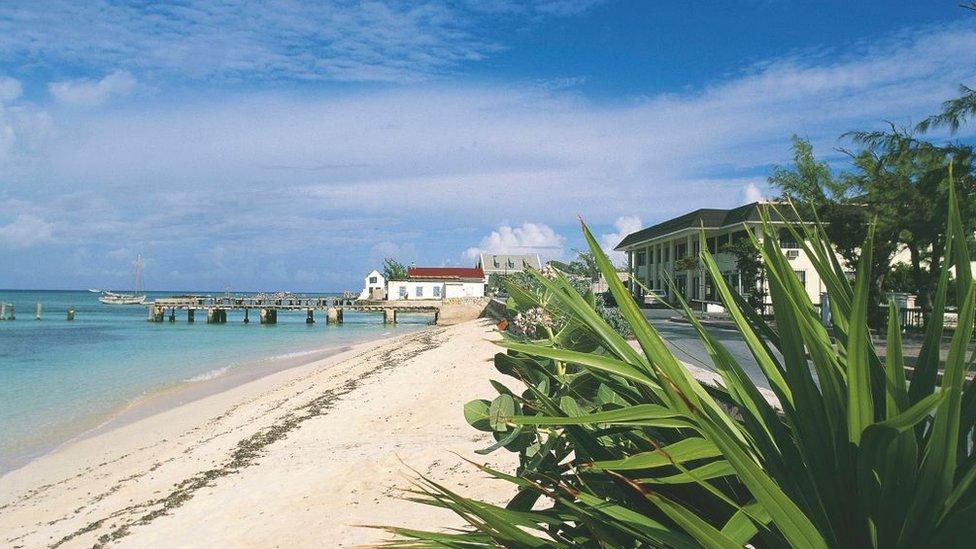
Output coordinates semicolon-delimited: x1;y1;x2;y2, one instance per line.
385;266;486;300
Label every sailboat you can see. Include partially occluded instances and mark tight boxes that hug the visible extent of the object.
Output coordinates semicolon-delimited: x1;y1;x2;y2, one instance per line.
99;255;147;305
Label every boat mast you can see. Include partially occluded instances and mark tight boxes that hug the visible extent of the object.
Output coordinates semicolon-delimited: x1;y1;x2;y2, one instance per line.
134;254;144;294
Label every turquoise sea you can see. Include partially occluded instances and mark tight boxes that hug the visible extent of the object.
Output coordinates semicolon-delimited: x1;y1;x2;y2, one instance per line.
0;289;427;473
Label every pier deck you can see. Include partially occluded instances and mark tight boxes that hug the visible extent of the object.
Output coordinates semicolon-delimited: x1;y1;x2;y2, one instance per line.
146;295;441;324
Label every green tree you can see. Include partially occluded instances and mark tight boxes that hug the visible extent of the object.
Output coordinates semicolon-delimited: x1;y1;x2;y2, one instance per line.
381;257;407;281
770;134;976;314
917;85;976;134
567;249;601;281
845;128;976;309
720;237;766;311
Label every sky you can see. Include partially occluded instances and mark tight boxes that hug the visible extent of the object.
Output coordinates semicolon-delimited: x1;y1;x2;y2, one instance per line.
1;1;975;292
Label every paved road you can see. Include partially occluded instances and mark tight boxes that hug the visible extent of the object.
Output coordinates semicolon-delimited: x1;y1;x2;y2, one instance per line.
641;309;773;389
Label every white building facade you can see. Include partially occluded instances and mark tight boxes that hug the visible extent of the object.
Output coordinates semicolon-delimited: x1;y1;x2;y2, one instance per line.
385;267;486;300
358;269;386;300
615;202;827;307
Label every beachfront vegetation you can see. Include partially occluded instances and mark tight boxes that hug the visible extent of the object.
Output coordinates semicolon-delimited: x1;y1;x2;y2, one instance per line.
772;112;976;314
383;174;976;547
382;257;408;281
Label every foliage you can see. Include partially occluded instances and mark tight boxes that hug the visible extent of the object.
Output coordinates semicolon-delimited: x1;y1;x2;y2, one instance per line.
568;250;601;280
382;257;407;281
917;84;976;135
771;133;976;313
496;267;632;339
673;255;699;273
884;263;916;294
382;175;976;548
720;237;766;312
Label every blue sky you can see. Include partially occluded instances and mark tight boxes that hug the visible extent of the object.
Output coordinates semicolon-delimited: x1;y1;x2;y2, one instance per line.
0;1;974;291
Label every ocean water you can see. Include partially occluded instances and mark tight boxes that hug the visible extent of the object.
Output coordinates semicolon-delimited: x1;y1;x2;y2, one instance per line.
0;289;428;472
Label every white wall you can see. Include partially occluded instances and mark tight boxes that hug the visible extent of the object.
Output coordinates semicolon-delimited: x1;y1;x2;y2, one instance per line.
358;270;386;300
444;281;485;298
386;279;485;300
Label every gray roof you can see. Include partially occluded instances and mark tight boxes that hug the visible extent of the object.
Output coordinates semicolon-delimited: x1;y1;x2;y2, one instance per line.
615;202;803;250
478;253;542;271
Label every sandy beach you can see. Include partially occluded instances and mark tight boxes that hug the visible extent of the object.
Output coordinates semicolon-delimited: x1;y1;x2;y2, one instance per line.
0;318;517;548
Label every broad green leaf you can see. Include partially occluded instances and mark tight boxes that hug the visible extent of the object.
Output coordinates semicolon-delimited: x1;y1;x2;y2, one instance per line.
463;399;492;432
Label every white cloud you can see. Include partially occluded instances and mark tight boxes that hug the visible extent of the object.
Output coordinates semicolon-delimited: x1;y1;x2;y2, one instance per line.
0;2;597;84
0;76;21;103
600;215;643;265
465;222;566;261
49;70;136;107
0;214;54;249
2;22;976;289
742;182;764;204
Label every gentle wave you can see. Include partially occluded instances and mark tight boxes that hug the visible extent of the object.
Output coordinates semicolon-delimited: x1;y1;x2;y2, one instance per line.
183;365;232;382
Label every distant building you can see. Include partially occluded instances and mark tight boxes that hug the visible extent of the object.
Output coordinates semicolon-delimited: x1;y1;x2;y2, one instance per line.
386;267;486;300
358;269;386;301
475;253;542;276
615;201;823;306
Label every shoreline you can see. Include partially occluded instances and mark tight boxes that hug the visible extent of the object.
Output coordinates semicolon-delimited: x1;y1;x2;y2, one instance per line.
0;318;518;547
0;323;424;476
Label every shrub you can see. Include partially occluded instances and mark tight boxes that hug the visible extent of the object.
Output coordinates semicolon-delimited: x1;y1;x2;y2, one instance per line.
381;179;976;547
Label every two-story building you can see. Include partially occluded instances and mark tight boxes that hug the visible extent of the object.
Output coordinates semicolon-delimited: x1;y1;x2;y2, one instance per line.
614;201;823;308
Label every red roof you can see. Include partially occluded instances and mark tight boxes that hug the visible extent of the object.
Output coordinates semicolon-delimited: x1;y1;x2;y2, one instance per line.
407;266;485;280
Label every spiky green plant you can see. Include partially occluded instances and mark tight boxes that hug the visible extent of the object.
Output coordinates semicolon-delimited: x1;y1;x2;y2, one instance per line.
379;176;976;547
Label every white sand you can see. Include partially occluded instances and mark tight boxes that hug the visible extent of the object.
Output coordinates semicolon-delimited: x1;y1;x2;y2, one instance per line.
0;319;518;548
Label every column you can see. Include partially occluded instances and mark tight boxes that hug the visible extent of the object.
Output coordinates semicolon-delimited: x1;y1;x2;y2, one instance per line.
644;245;652;291
685;233;693;300
627;250;635;295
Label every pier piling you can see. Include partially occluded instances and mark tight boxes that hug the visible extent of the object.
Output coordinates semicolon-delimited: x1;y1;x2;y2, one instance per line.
260;308;277;324
143;295;439;328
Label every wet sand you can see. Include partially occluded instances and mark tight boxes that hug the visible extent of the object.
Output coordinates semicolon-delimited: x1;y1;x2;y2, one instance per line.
0;318;517;548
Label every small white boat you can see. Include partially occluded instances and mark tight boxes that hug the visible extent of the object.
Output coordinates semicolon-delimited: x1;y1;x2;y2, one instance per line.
98;255;147;305
99;291;146;305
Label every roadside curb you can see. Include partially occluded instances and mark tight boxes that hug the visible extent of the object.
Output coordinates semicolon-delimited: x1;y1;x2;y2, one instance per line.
667;316;739;331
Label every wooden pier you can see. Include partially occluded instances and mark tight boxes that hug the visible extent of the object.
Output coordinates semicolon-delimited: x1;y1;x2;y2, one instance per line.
145;295;441;325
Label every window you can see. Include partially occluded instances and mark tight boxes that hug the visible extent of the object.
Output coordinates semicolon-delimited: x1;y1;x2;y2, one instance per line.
416;286;424;297
718;233;730;250
398;286;407;298
780;228;799;249
676;243;687;258
433;286;441;298
636;251;647;266
731;230;748;244
707;237;717;253
794;270;806;288
663;247;670;261
369;276;377;284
